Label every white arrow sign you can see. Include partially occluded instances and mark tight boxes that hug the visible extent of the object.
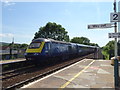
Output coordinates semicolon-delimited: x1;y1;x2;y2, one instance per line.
88;23;112;29
109;33;120;38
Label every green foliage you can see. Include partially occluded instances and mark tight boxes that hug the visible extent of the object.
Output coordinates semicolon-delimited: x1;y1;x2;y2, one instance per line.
0;42;9;47
34;22;70;42
102;40;118;60
71;37;90;44
13;44;21;49
70;37;99;47
88;43;99;47
3;65;9;71
2;43;28;50
9;43;28;50
19;44;28;49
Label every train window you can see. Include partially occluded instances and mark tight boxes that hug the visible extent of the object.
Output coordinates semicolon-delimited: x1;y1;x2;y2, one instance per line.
44;43;50;50
29;42;41;49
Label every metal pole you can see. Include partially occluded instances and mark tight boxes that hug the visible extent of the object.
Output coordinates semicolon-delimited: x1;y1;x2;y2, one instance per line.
119;1;120;43
113;0;119;87
12;37;14;59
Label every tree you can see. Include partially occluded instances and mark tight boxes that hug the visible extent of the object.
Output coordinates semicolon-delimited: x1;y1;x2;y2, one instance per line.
34;22;70;42
70;37;90;44
20;44;28;49
70;37;99;47
8;43;28;50
89;43;99;47
102;40;115;59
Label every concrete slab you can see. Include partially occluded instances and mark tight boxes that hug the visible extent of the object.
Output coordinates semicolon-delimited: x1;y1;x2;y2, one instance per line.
21;59;114;89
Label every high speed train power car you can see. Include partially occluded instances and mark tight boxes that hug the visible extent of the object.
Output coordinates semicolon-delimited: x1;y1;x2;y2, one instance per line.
24;38;97;63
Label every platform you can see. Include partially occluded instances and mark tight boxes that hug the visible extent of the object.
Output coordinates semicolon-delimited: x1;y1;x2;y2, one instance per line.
21;59;114;88
0;58;26;65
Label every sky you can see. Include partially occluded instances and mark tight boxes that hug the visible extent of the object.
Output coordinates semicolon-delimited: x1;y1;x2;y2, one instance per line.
1;0;120;47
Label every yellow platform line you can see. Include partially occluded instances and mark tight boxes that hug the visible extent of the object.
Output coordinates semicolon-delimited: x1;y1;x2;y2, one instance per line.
59;60;95;89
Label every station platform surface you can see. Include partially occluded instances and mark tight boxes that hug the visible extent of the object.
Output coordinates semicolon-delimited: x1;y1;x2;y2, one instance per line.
22;59;114;88
0;58;26;65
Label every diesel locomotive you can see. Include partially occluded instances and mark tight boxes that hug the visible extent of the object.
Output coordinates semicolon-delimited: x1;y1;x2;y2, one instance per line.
24;38;97;63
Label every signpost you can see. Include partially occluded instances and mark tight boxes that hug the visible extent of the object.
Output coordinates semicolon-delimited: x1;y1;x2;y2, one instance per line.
109;33;120;38
88;0;119;87
112;0;119;87
88;23;112;29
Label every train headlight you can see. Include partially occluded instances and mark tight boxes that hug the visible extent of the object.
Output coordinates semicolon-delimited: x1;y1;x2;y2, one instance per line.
24;53;27;56
34;53;39;55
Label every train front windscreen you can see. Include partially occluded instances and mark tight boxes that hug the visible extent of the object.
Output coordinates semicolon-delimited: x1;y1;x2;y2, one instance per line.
29;42;41;49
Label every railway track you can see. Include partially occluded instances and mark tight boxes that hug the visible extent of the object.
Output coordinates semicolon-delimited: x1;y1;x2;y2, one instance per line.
2;53;94;90
1;65;35;80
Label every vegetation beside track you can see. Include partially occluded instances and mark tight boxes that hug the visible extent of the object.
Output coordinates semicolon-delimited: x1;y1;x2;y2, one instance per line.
102;40;120;60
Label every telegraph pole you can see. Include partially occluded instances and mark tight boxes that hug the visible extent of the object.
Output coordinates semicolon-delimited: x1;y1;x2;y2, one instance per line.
12;37;14;59
113;0;119;87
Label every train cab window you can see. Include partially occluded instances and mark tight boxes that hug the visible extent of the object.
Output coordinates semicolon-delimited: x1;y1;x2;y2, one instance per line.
44;43;50;51
29;42;41;49
68;46;72;51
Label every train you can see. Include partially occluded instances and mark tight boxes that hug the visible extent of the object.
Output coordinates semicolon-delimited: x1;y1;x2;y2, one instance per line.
24;38;98;63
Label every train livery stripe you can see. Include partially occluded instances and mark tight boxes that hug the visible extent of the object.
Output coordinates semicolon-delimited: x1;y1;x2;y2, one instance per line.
26;42;45;53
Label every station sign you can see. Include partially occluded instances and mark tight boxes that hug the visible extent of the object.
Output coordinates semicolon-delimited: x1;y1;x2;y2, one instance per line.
109;33;120;38
88;23;112;29
110;12;120;22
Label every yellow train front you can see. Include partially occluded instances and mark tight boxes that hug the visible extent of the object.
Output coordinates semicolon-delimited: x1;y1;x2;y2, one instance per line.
24;38;51;62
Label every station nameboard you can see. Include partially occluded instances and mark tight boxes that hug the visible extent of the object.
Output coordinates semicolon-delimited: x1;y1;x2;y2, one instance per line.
88;23;112;29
